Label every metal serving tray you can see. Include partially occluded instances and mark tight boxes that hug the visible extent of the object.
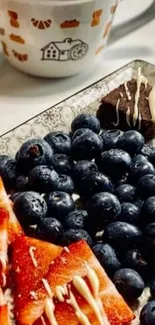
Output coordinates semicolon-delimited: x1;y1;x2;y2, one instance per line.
2;59;155;325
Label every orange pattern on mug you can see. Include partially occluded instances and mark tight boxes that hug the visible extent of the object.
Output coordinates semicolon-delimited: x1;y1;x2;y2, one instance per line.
95;44;104;55
91;9;103;27
60;20;80;28
12;50;28;62
31;18;52;29
8;10;20;28
103;21;112;38
0;28;5;36
111;4;118;14
1;41;9;56
9;34;25;44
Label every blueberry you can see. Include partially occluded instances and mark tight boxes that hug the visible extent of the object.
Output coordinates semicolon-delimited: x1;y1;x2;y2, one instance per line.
115;184;136;203
103;222;142;250
129;160;155;183
142;197;155;223
71;130;102;161
150;278;155;298
72;128;94;142
123;249;149;278
0;155;18;190
77;172;114;199
117;130;145;155
52;154;74;176
97;149;131;180
10;192;21;202
44;131;71;155
16;138;54;175
16;175;28;191
87;192;121;231
45;191;75;221
140;301;155;325
73;160;98;182
132;154;148;164
113;268;144;300
93;243;121;277
62;228;93;246
141;144;155;165
25;224;38;238
13;191;47;227
135;197;144;209
64;210;88;230
28;165;59;193
37;217;63;244
100;129;124;150
71;114;100;134
0;155;9;165
56;174;75;194
137;174;155;198
142;223;155;255
118;203;141;226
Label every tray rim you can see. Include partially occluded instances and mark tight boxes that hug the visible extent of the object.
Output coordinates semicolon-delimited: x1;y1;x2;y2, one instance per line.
1;58;155;139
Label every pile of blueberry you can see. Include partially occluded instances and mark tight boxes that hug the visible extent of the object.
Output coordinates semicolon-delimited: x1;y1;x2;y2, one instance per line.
2;113;155;323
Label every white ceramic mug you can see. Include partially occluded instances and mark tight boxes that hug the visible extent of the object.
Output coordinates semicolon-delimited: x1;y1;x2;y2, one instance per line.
0;0;154;78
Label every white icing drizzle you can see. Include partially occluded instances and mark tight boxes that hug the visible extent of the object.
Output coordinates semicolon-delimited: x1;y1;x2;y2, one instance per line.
0;257;6;286
64;247;70;254
0;256;7;272
120;92;124;98
85;264;109;324
124;82;132;101
113;99;120;127
149;84;155;123
44;298;58;325
40;316;47;325
29;246;37;268
30;291;38;300
138;113;142;130
0;256;7;288
67;291;91;325
4;288;15;325
16;266;20;273
2;273;6;287
61;257;67;264
43;266;107;325
73;276;105;325
85;264;99;299
133;68;148;126
42;279;52;297
126;107;131;127
55;285;68;302
0;288;5;305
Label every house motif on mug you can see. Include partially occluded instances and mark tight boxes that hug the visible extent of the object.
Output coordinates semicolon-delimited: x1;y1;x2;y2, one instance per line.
41;38;88;62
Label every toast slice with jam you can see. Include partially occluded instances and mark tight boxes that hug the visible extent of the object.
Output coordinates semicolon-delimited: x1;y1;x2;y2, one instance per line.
11;235;62;325
15;240;134;325
0;178;23;243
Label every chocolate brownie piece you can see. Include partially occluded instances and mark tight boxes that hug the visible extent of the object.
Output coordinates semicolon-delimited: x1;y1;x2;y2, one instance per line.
97;79;155;141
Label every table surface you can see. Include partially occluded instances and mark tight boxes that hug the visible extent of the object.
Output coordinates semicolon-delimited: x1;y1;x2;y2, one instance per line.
0;0;155;136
